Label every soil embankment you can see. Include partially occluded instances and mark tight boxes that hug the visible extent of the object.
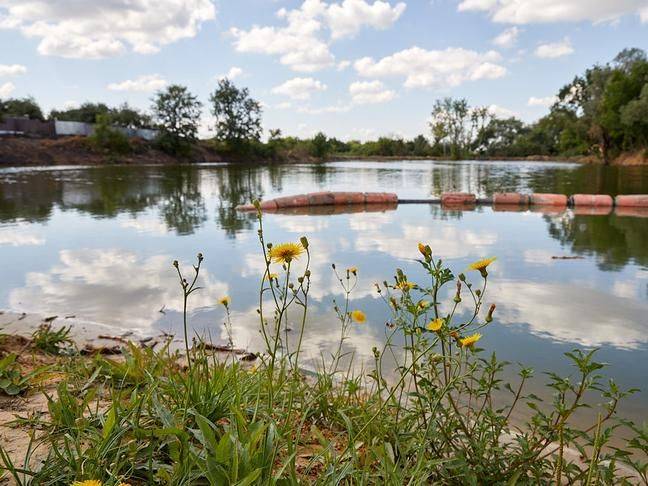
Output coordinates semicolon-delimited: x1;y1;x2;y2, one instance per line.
0;136;224;166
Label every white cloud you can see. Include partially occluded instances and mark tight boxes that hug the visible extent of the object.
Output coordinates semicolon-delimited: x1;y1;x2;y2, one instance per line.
535;38;574;58
229;0;405;72
354;46;507;88
0;0;216;59
458;0;648;24
492;26;520;47
528;95;558;107
337;60;352;71
63;100;79;110
349;80;396;104
488;104;517;118
324;0;406;39
0;82;15;98
297;104;351;114
107;74;167;92
272;77;327;100
0;64;26;76
218;66;243;80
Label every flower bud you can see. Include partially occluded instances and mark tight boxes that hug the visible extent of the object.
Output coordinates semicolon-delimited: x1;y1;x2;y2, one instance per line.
300;236;309;250
305;270;311;278
172;260;179;268
253;199;261;210
486;303;496;323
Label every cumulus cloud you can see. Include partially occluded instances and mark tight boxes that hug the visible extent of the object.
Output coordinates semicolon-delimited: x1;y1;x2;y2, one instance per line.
349;80;396;104
297;104;351;114
107;74;167;92
0;64;26;76
272;77;327;100
528;95;558;107
492;26;520;47
218;66;243;81
535;38;574;58
354;46;507;88
0;0;216;59
488;104;517;118
0;82;15;98
458;0;648;24
229;0;405;72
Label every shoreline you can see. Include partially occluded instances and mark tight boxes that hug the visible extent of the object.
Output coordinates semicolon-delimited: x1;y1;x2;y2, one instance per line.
2;136;646;167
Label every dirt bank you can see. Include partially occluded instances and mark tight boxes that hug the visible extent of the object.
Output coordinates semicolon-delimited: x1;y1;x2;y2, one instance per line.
0;136;225;166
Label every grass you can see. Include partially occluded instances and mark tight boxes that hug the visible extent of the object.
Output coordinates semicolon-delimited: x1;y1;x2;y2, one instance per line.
0;204;646;485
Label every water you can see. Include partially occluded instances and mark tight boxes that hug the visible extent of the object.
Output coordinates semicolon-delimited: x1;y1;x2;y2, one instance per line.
1;160;647;424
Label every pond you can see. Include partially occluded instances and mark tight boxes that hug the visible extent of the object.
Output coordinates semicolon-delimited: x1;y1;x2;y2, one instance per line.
1;160;647;425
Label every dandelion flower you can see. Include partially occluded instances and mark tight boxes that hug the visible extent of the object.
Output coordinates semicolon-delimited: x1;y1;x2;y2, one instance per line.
394;281;416;291
347;266;358;275
418;242;431;258
469;257;496;277
218;296;231;307
350;310;366;323
460;333;482;349
269;242;304;264
73;481;102;486
426;318;444;332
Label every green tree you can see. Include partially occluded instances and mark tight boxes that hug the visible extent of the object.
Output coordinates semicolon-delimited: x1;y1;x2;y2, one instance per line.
310;132;330;158
50;102;110;123
151;85;202;155
88;114;131;154
209;79;262;145
2;97;44;120
110;103;153;129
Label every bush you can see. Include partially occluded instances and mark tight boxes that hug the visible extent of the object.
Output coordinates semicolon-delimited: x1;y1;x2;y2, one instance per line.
88;114;131;155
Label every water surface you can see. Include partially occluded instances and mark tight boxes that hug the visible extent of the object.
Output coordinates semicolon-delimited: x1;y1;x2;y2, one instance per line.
1;160;647;423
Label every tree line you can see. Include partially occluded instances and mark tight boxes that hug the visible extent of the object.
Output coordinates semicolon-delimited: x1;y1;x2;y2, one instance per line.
1;47;646;162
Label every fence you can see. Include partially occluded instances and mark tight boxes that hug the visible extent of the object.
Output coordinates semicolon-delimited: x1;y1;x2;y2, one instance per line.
1;117;158;141
0;117;56;137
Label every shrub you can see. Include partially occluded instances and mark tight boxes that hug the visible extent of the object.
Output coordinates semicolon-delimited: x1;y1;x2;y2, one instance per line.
88;114;131;155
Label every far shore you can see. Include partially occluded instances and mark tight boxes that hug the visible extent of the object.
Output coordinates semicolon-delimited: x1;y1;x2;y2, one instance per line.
2;136;646;167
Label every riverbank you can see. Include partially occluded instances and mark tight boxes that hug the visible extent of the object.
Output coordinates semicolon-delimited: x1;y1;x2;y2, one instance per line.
2;136;647;167
0;307;644;484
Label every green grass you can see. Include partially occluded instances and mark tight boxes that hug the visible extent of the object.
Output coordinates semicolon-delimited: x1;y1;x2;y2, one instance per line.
0;205;645;485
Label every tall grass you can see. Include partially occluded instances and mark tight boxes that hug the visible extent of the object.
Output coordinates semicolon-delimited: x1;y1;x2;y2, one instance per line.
1;203;646;485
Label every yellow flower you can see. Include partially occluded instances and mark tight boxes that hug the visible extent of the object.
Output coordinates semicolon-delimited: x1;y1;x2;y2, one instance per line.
218;296;230;307
269;242;305;264
418;300;431;310
394;281;416;291
350;310;366;323
469;257;496;277
426;318;444;332
460;333;482;348
418;242;431;258
347;266;358;275
265;272;279;281
72;481;102;486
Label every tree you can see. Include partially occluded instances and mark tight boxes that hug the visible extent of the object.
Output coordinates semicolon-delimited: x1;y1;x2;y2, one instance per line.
2;97;44;120
50;102;110;123
151;85;202;154
209;79;262;145
310;132;330;158
110;103;153;129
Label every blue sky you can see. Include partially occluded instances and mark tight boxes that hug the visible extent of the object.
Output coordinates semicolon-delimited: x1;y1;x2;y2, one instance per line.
1;0;647;140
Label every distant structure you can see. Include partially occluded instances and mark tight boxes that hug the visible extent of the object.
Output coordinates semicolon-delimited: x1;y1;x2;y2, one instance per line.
0;116;158;141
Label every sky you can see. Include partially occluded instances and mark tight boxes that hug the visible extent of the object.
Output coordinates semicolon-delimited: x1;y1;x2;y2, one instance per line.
1;0;647;140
